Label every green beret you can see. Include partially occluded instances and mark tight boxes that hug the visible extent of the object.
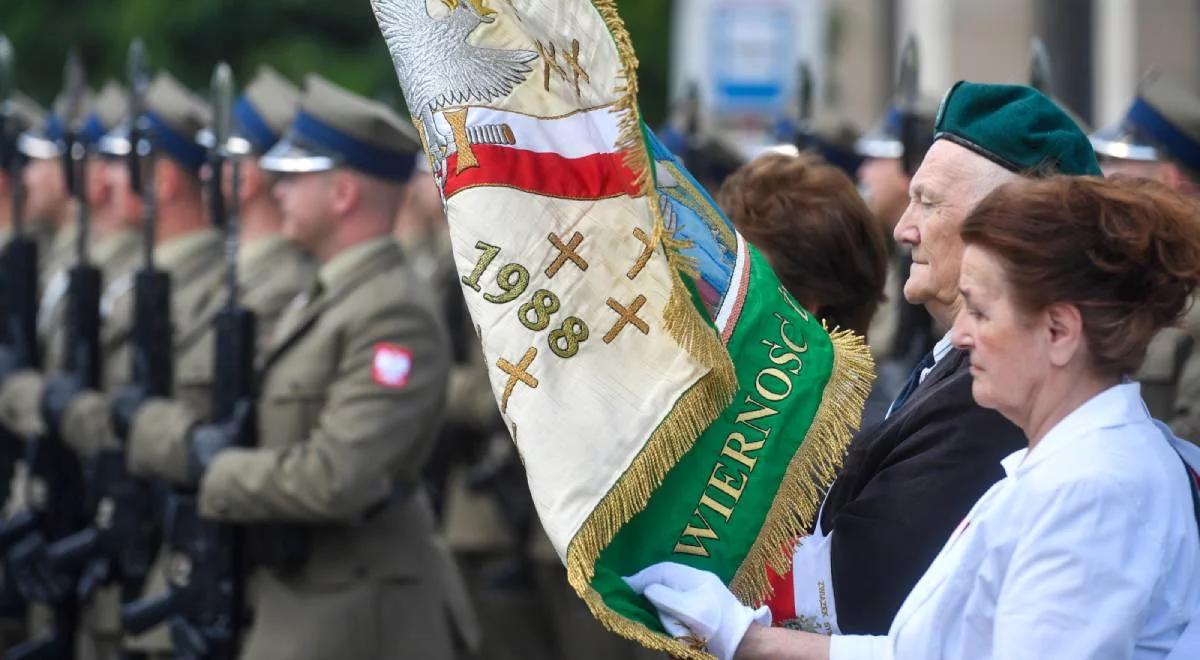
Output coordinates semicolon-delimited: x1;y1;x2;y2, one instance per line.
933;81;1101;176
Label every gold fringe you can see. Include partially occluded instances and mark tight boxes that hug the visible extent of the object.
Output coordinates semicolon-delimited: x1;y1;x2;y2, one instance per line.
579;585;717;660
562;0;737;655
728;326;877;604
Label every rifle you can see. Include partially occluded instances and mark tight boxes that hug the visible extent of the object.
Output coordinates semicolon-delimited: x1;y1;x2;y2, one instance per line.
3;50;94;660
40;43;162;630
0;34;29;540
121;62;250;660
896;36;933;178
0;34;38;375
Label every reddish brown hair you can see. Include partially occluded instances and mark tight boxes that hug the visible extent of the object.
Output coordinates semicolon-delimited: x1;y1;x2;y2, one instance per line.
962;175;1200;376
717;152;888;336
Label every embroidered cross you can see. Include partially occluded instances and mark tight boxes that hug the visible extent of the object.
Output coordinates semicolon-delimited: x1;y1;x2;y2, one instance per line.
497;347;539;413
562;39;591;97
535;41;568;93
545;231;588;278
603;295;649;344
628;227;654;280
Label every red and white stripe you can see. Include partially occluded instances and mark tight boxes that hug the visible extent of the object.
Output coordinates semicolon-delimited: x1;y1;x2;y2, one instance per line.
439;105;641;201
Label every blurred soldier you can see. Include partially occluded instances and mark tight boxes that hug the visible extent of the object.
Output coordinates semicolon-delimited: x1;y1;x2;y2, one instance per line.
117;65;312;658
0;86;44;652
0;93;49;280
856;38;938;426
20;71;214;660
1091;73;1200;430
0;80;137;658
19;99;76;297
128;74;473;660
0;82;138;441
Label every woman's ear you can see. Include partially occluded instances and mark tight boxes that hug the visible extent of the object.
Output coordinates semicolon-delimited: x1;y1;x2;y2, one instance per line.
1044;302;1084;368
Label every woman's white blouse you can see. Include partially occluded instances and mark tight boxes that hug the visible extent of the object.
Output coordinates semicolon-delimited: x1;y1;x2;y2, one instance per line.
831;382;1200;660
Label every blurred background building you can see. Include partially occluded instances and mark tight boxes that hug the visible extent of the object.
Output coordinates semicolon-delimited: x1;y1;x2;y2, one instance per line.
3;0;1199;140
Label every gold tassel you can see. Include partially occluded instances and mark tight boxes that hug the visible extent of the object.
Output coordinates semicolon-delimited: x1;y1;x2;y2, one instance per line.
728;327;877;604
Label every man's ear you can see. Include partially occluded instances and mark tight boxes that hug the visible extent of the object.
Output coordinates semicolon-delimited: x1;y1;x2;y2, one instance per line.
155;160;182;202
1044;301;1084;368
329;171;359;217
240;162;264;202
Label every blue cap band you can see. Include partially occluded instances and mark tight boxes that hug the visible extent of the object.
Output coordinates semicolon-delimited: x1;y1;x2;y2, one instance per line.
44;114;66;144
234;96;279;154
883;106;903;139
80;114;107;146
1127;97;1200;173
146;110;206;173
293;110;414;182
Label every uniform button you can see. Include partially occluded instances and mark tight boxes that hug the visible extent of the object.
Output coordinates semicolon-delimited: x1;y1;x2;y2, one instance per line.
354;566;368;579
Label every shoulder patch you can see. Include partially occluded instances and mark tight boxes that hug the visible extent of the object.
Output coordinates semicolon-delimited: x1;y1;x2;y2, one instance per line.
372;343;413;389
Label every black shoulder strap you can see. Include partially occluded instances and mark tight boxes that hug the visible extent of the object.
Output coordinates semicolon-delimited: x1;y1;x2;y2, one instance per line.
1177;451;1200;542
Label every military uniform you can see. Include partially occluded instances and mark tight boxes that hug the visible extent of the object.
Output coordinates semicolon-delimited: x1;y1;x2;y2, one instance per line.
13;72;217;660
1091;74;1200;422
130;75;474;660
121;70;312;656
0;89;50;654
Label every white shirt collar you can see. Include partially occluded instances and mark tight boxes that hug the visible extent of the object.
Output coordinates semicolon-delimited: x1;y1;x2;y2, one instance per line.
918;331;956;384
931;331;954;365
999;381;1149;478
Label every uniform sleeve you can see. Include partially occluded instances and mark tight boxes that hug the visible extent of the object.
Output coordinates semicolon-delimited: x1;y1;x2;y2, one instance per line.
61;390;121;458
0;370;47;438
198;301;449;524
827;403;1012;634
126;398;200;486
991;476;1155;660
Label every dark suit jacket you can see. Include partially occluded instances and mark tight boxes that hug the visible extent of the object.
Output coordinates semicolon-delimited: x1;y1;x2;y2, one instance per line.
818;347;1026;634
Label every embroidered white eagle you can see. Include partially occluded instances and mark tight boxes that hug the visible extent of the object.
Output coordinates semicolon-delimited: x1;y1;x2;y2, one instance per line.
372;0;537;169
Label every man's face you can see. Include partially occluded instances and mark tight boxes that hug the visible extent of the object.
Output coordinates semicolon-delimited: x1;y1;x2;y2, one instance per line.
272;171;337;253
857;156;910;231
893;140;1017;318
22;158;69;222
101;158;143;227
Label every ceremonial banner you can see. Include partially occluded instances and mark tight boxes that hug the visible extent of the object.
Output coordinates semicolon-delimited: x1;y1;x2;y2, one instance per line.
372;1;872;656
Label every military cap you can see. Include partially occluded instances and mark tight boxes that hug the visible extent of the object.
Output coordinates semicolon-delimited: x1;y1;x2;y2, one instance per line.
796;119;864;178
16;90;80;160
855;97;939;160
16;81;127;160
198;65;300;156
933;81;1101;176
99;72;210;173
3;91;45;136
260;74;419;182
1090;73;1200;174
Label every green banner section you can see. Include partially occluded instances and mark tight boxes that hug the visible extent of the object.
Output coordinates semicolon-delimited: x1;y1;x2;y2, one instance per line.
590;246;836;631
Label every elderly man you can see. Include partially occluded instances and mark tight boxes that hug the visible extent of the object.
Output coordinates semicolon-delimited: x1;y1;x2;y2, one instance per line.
624;82;1102;660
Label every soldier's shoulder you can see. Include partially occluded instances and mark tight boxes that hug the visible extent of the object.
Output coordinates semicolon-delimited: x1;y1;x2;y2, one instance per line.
340;251;442;323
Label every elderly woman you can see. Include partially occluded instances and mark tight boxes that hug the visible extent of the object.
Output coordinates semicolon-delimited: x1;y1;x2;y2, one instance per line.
717;151;889;338
626;175;1200;659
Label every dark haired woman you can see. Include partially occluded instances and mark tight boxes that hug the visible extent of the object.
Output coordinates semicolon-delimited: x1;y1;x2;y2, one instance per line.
626;175;1200;660
717;152;889;338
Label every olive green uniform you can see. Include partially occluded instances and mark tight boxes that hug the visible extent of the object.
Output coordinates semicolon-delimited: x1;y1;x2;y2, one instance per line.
132;238;471;660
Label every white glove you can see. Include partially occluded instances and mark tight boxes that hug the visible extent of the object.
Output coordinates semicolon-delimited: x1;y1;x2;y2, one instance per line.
624;562;771;660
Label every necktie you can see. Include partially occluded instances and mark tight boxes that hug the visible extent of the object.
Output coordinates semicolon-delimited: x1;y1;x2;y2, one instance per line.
888;351;936;416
